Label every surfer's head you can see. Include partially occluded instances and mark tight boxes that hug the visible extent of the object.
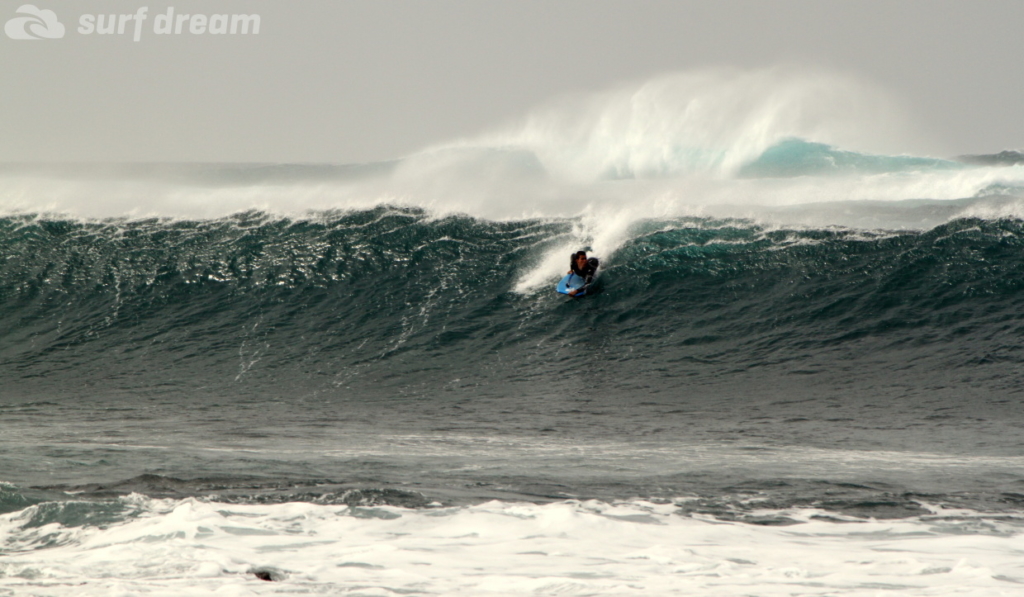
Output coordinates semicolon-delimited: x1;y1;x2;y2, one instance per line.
573;251;588;267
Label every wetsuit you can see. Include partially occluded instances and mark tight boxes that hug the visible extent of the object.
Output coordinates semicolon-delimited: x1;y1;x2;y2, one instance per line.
570;257;599;292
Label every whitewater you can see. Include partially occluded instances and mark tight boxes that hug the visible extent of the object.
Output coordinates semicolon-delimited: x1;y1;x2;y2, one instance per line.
2;69;1024;595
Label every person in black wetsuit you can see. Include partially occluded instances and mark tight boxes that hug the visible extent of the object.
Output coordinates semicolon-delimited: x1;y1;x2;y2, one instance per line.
567;251;599;296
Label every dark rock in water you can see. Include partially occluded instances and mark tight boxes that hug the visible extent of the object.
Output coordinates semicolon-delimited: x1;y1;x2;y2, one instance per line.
250;567;285;581
957;150;1024;166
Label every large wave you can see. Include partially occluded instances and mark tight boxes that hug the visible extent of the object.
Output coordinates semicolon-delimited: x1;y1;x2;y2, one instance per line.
3;67;1024;411
3;210;1024;436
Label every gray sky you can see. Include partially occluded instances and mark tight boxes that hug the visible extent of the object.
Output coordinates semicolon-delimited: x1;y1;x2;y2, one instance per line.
2;0;1022;163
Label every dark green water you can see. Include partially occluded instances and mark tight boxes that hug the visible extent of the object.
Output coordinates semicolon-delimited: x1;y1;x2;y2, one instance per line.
2;208;1023;516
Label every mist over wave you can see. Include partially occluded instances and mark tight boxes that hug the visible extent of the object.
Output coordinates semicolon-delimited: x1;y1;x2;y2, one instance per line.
2;68;1022;227
441;67;922;180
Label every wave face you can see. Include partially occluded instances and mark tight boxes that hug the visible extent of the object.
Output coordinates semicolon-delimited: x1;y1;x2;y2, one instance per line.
4;210;1024;442
4;211;1023;391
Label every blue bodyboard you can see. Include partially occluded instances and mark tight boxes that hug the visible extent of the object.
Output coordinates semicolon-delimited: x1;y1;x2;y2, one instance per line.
556;273;589;297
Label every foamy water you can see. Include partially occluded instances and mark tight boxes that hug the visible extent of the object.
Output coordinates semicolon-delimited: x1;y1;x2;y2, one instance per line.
2;497;1022;596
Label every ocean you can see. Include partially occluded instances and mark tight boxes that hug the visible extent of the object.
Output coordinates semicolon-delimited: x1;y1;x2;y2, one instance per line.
3;71;1024;595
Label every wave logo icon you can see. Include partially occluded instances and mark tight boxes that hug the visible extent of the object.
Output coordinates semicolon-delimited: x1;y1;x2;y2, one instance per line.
5;4;65;40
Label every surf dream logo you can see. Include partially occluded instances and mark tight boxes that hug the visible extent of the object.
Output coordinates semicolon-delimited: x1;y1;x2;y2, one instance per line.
5;4;65;39
5;5;260;42
79;7;260;40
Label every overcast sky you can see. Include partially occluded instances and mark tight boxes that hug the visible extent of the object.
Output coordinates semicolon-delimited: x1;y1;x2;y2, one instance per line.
2;0;1022;163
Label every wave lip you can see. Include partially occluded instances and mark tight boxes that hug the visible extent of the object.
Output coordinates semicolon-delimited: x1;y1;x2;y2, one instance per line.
739;138;964;178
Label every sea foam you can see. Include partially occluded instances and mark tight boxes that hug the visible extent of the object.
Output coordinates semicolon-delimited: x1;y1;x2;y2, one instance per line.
1;496;1021;596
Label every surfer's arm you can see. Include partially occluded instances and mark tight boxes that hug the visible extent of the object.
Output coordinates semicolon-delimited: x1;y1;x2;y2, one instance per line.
575;272;596;295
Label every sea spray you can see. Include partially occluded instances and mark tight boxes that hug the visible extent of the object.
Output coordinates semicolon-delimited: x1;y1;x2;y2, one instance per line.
464;67;922;180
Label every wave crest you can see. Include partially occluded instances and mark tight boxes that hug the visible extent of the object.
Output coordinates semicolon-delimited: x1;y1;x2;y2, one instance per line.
443;67;918;180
